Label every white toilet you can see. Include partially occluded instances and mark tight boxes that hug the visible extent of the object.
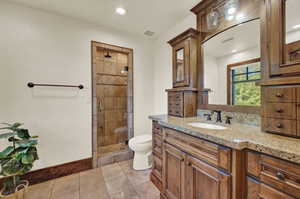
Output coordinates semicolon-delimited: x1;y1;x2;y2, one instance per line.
129;134;152;170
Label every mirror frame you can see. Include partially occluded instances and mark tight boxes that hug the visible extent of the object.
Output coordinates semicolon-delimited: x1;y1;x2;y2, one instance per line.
192;0;263;114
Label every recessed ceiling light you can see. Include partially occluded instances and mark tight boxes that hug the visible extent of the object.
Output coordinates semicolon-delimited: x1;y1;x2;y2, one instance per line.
116;7;126;15
232;49;237;53
293;24;300;29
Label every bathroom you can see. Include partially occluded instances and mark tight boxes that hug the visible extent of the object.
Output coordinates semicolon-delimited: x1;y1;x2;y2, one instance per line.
1;0;300;198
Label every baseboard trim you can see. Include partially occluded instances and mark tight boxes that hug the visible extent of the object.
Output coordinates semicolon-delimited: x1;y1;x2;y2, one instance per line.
1;158;93;187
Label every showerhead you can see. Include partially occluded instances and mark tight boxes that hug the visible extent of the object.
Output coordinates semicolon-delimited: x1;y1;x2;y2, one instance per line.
104;50;112;58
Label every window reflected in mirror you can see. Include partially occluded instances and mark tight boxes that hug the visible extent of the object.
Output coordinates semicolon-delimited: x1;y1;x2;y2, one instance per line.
176;48;184;82
203;19;260;106
285;0;300;63
228;58;261;106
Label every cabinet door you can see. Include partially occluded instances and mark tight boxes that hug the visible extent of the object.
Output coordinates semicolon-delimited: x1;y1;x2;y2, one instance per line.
163;143;185;199
267;0;300;76
185;155;231;199
173;41;190;88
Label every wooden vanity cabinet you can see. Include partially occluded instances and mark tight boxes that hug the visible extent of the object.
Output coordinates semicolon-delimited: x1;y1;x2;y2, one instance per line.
161;128;232;199
151;121;163;192
246;151;300;199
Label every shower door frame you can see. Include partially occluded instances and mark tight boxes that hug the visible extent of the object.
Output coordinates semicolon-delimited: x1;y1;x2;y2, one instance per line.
91;41;134;168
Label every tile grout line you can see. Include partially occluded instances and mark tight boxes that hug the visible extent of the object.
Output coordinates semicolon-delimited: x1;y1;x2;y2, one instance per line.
78;173;81;199
118;162;142;199
49;179;55;199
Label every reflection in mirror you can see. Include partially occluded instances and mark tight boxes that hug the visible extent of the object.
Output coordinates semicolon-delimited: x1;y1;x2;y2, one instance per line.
285;0;300;63
176;48;184;82
203;19;261;106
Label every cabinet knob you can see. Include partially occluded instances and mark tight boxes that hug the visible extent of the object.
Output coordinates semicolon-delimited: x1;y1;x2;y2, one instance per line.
276;123;283;129
276;93;284;98
276;109;283;113
187;162;192;166
276;172;285;181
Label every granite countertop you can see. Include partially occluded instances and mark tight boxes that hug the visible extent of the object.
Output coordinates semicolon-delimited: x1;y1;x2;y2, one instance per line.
149;115;300;164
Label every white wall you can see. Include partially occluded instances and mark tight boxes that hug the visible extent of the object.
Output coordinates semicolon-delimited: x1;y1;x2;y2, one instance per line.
152;14;196;114
0;1;154;170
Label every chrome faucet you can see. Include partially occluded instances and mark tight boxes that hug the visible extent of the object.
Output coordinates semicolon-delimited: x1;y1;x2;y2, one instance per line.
212;110;222;123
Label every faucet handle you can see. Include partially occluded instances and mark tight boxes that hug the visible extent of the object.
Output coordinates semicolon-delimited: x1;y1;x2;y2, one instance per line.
204;114;212;121
225;116;233;125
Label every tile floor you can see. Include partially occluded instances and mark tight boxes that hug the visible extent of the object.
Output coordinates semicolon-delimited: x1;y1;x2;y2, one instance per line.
25;160;160;199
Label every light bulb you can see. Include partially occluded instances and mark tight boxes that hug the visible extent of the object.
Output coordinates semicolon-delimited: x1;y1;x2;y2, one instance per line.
116;7;126;15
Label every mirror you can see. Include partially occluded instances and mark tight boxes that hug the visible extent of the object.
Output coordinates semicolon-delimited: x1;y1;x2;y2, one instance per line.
175;48;184;82
203;19;261;106
285;0;300;64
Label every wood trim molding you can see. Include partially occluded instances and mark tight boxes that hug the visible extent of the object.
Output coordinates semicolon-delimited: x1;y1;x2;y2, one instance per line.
168;28;199;46
0;158;92;187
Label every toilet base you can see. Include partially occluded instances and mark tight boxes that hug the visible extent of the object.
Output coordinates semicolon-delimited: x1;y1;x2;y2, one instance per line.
133;152;152;170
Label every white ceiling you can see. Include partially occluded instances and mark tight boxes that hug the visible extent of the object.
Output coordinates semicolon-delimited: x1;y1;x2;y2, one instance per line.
7;0;200;37
203;19;260;58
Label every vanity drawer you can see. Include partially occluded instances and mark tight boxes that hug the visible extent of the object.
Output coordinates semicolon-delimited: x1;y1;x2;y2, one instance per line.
247;151;300;198
153;134;163;156
168;106;183;117
264;103;296;120
262;118;297;136
168;92;183;102
263;87;296;103
164;128;231;171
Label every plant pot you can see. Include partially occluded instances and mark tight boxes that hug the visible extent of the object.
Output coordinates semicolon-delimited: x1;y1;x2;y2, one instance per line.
0;180;28;199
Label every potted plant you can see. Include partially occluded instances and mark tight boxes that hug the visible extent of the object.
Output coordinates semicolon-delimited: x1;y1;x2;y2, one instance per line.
0;123;38;198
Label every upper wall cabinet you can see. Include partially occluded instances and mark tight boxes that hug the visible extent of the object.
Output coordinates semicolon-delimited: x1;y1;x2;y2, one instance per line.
168;28;199;88
268;0;300;76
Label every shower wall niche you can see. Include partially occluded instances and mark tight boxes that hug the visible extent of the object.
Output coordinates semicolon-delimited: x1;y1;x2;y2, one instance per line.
92;41;133;166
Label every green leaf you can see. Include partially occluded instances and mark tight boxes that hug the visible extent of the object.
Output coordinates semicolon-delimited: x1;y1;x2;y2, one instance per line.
21;154;34;164
11;123;23;129
16;139;38;147
0;132;17;139
2;159;22;176
17;129;30;139
0;146;14;158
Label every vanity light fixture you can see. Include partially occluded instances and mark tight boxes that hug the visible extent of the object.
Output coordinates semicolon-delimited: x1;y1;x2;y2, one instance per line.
116;7;126;15
224;0;239;21
293;24;300;29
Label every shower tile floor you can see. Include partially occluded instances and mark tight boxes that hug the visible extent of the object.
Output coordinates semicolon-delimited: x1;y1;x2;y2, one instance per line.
25;160;160;199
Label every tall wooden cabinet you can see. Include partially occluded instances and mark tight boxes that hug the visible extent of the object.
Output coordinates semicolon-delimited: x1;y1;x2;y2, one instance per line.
167;28;199;118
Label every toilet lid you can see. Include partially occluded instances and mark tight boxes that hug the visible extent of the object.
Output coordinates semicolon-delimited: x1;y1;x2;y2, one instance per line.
130;135;152;144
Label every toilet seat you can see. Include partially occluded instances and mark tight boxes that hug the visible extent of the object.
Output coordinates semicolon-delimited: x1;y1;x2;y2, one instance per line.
129;135;152;145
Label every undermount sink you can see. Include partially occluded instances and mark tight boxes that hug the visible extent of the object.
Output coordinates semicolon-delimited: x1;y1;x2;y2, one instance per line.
188;122;227;130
